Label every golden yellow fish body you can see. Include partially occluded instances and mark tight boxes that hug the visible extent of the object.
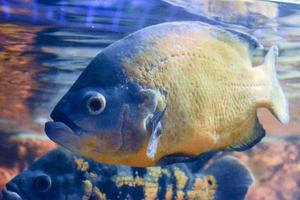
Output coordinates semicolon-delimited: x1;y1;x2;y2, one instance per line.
110;22;287;166
46;22;288;167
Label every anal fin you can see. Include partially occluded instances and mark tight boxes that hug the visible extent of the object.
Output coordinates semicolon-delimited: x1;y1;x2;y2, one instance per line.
146;104;167;160
229;116;265;151
157;151;215;168
185;151;216;173
157;154;193;166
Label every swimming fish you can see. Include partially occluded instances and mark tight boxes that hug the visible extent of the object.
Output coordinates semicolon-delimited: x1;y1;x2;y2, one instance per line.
45;21;289;167
2;148;253;200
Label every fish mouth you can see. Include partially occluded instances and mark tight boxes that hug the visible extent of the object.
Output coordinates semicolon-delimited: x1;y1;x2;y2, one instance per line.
45;106;126;153
45;110;83;150
49;110;83;136
2;183;23;200
2;189;23;200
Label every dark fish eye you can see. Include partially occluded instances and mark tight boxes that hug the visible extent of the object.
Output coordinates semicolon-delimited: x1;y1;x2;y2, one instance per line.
86;93;106;115
33;174;52;193
207;179;213;186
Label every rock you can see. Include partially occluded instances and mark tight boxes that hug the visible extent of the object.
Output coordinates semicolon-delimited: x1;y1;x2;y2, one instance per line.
0;23;45;134
233;137;300;200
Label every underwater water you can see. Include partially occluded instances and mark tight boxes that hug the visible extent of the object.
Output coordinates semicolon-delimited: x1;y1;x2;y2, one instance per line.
0;0;300;199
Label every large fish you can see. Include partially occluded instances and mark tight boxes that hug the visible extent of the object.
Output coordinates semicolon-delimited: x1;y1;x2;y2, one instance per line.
45;21;289;167
2;148;253;200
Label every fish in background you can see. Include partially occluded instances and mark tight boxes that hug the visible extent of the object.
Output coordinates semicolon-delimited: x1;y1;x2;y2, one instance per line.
2;148;253;200
45;21;289;167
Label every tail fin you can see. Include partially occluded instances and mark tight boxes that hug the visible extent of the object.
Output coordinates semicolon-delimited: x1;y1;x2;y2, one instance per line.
205;156;254;200
261;45;289;124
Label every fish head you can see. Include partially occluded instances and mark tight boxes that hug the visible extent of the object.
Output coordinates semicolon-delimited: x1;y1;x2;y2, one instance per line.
2;149;85;200
45;53;166;161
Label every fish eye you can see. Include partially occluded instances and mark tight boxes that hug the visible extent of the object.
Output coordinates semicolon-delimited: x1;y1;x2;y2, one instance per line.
33;174;52;193
86;93;106;115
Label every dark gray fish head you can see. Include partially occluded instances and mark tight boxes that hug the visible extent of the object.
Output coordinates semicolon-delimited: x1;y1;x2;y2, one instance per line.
2;149;85;200
2;171;53;200
45;52;164;161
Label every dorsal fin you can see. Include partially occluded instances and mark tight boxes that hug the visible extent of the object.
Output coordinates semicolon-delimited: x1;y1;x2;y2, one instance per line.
226;28;263;53
211;26;263;61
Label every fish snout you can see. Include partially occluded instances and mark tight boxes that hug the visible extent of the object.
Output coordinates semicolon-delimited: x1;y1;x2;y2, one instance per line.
2;182;22;200
2;189;23;200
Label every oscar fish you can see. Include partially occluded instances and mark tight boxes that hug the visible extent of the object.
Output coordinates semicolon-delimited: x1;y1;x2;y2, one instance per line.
45;21;289;167
2;148;253;200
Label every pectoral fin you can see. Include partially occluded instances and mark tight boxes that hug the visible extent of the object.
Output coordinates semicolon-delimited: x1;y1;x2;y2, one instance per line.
158;151;216;168
146;104;167;135
157;154;193;166
146;125;162;160
146;105;167;160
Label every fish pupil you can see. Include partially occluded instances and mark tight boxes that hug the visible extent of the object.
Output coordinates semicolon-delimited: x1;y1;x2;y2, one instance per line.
207;179;213;186
34;175;51;192
89;98;102;112
85;92;106;115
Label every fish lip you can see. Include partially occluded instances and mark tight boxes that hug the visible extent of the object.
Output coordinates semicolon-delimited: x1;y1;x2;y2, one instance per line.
6;182;20;194
45;121;75;136
2;183;23;200
49;110;83;136
45;121;82;153
2;189;23;200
